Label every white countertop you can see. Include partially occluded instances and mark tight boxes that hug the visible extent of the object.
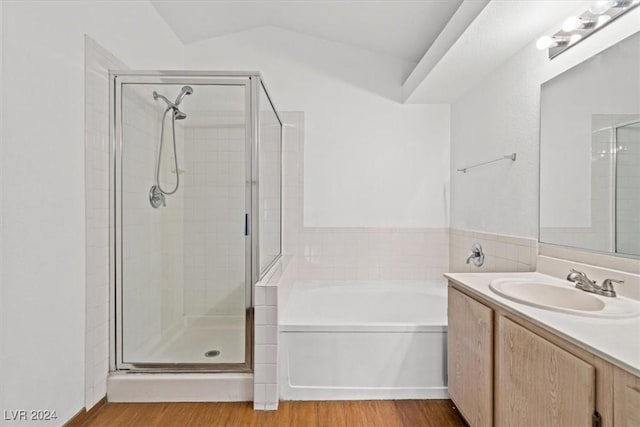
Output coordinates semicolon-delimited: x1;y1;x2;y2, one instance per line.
444;271;640;377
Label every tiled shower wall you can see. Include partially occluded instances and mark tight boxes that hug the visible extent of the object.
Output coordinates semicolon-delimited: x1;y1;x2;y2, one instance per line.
85;38;185;408
182;112;246;316
120;85;185;357
85;37;121;409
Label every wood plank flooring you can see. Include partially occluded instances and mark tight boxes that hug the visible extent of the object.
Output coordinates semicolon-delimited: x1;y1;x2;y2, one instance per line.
84;400;466;427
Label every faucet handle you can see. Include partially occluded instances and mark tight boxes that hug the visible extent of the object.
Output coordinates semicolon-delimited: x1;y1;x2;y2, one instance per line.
601;278;623;293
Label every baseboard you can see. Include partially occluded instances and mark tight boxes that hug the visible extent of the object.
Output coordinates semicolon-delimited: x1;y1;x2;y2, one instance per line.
63;396;107;426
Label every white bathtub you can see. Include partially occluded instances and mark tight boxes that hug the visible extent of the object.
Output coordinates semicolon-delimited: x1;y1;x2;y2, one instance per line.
279;280;448;400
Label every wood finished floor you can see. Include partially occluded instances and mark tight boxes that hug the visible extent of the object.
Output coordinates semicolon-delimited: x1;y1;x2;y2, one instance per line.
84;400;466;427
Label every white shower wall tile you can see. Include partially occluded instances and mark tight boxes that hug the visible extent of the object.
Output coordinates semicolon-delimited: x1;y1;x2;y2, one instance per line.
84;38;126;410
449;228;537;273
183;113;247;317
119;81;185;359
253;280;279;410
86;38;188;410
252;254;297;410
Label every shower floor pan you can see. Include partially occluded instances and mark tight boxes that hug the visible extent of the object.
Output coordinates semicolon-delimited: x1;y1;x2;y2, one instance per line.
126;315;246;365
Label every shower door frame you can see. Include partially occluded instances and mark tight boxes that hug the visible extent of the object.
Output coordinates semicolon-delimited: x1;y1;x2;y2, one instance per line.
110;71;281;372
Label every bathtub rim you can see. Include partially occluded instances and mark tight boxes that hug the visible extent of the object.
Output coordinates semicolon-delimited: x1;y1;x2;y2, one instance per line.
280;279;449;333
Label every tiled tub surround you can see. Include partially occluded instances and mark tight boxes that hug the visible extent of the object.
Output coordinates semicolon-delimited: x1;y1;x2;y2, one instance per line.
280;112;450;287
275;112;451;403
449;228;537;273
296;228;449;281
253;256;296;411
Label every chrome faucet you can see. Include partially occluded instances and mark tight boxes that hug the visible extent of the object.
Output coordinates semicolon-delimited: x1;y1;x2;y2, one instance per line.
566;269;621;297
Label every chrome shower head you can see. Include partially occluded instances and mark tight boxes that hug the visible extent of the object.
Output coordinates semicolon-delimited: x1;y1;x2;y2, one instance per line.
174;86;193;106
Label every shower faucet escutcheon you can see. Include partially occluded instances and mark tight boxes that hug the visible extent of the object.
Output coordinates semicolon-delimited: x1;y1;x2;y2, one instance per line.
466;243;485;267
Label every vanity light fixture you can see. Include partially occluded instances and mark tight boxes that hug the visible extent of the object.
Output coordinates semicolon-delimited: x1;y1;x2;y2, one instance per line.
537;0;639;58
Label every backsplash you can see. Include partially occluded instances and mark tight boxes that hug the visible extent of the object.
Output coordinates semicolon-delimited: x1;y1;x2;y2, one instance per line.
449;228;537;273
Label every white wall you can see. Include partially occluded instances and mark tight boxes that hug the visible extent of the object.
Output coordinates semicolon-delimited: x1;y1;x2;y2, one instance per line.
184;27;450;228
0;0;4;419
0;1;182;424
450;8;640;238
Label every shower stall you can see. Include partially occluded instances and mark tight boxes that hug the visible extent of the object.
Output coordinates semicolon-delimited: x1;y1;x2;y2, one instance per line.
110;72;282;372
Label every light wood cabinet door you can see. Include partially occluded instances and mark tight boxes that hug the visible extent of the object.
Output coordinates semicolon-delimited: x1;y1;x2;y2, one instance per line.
613;367;640;426
496;316;595;427
447;286;493;427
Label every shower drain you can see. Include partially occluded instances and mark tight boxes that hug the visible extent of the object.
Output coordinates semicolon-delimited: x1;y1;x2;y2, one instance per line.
204;350;221;358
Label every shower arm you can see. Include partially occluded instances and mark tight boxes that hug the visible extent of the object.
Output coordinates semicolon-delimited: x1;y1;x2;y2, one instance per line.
153;92;180;111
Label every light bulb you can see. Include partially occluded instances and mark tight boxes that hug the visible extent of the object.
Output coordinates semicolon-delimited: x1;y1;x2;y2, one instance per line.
563;16;598;31
536;35;555;50
596;14;612;26
562;16;582;32
570;34;583;44
590;0;615;14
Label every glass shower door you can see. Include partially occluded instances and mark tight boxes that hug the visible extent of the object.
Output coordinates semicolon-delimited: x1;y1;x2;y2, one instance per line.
115;76;251;369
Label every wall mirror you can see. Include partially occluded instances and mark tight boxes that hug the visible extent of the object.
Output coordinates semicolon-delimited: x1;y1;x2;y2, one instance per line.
539;31;640;258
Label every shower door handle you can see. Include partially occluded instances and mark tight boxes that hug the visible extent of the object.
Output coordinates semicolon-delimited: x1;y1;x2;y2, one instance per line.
244;213;250;236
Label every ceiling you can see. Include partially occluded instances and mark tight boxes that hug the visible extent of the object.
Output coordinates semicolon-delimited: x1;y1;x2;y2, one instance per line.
404;0;590;103
150;0;463;62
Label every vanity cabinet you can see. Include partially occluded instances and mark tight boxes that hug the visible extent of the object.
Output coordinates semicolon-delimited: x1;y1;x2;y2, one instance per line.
447;287;493;426
495;316;595;426
613;367;640;427
448;283;639;427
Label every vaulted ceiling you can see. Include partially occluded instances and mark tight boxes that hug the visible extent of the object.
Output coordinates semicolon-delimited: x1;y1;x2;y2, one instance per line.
150;0;463;62
151;0;591;103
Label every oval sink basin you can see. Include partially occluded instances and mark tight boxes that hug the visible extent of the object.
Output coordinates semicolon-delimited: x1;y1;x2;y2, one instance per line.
489;279;640;318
